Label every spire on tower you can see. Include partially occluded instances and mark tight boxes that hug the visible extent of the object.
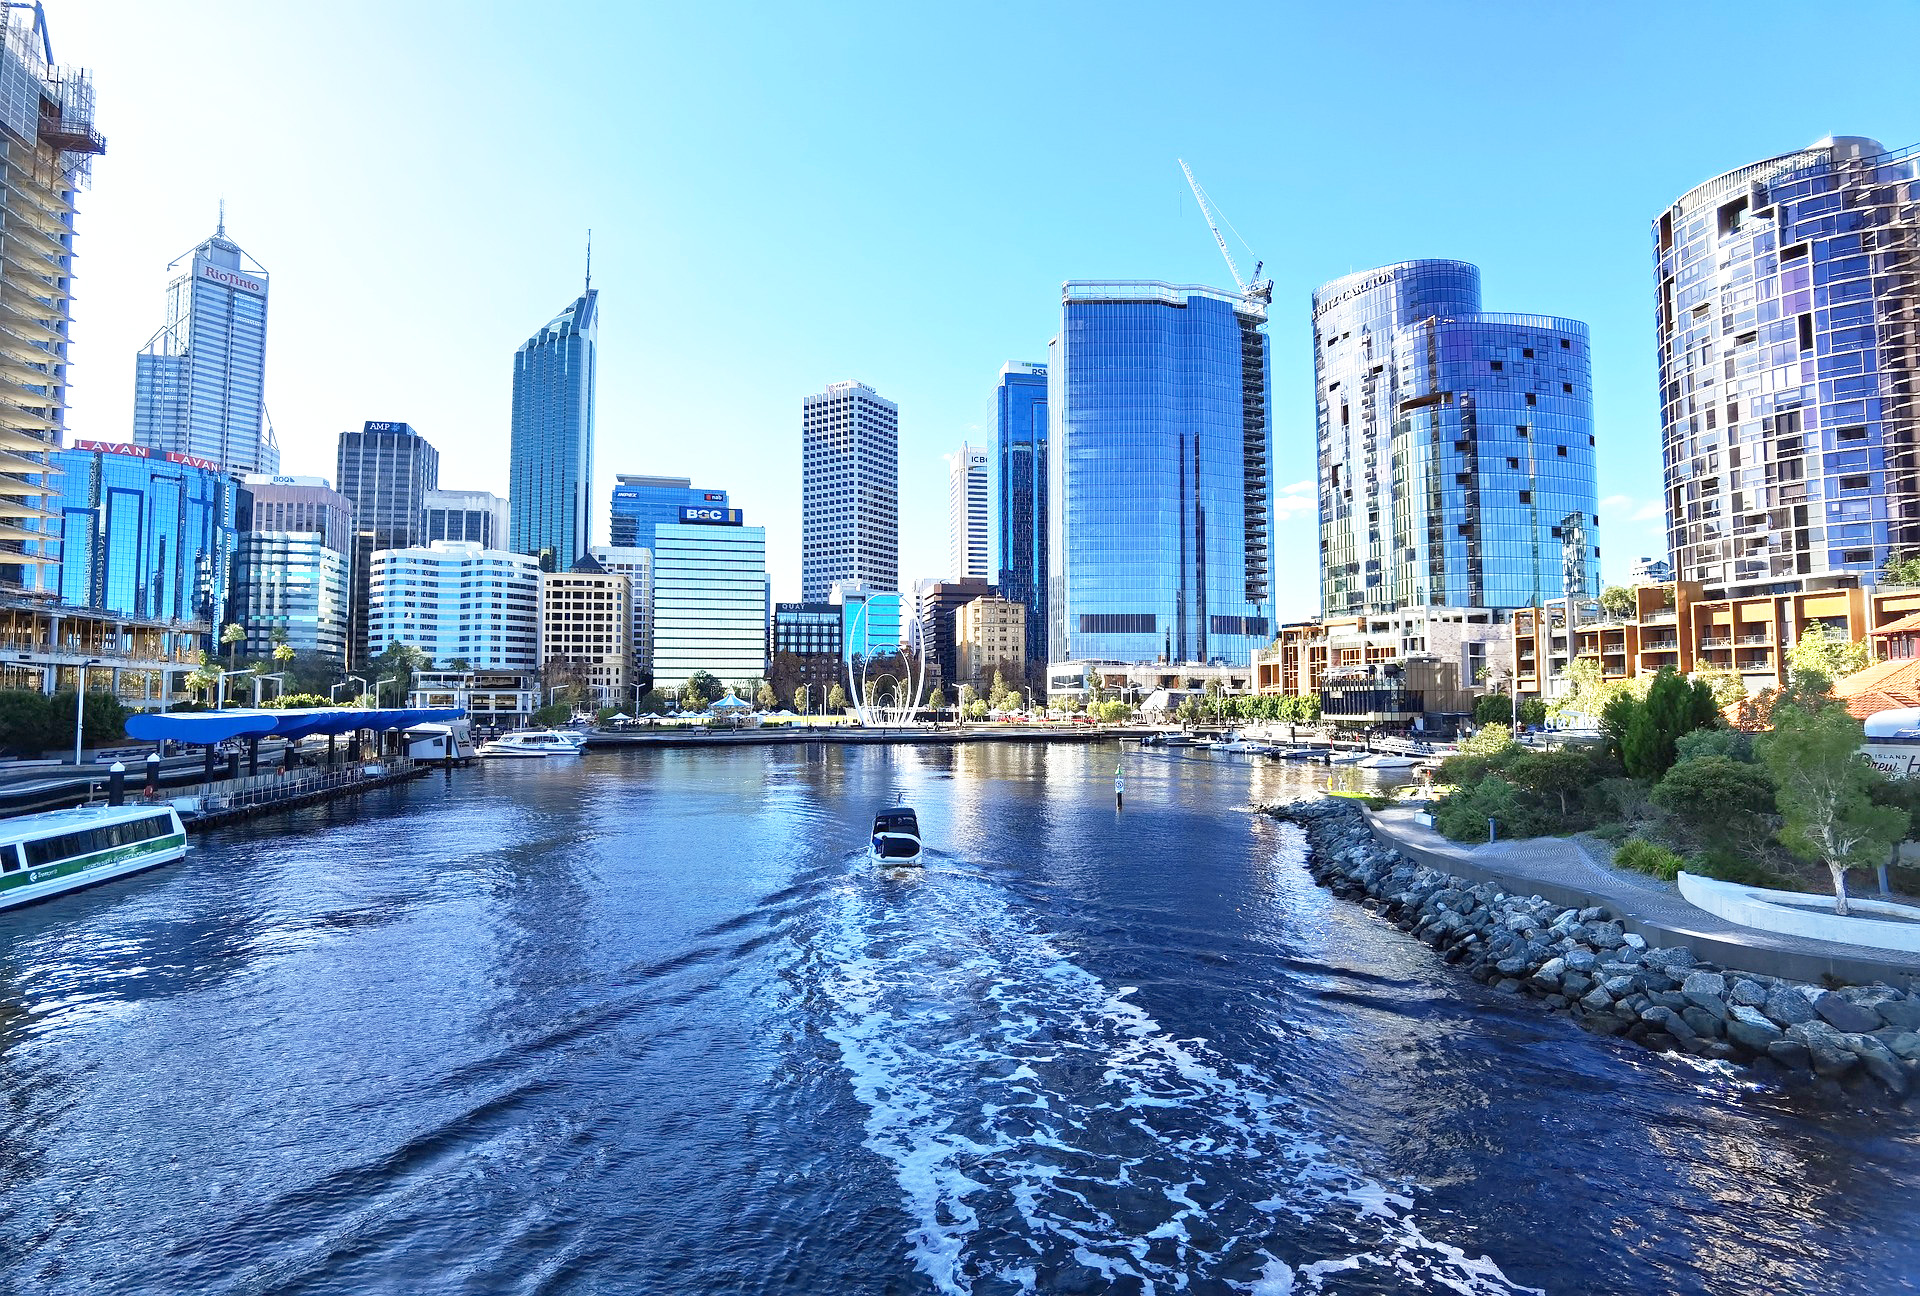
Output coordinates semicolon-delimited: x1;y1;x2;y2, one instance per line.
217;198;225;238
585;228;592;294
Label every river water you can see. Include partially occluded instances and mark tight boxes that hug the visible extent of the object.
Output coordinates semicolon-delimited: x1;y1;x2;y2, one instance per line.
0;742;1915;1294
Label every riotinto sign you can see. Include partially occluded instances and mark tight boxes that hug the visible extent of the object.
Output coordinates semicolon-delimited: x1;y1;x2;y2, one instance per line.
679;506;742;526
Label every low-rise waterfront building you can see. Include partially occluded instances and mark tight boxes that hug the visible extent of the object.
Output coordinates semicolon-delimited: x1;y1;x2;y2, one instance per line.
651;514;767;693
1046;659;1253;712
540;554;630;706
955;595;1025;691
0;590;199;705
1253;608;1513;702
408;667;540;731
1317;657;1473;732
367;541;540;670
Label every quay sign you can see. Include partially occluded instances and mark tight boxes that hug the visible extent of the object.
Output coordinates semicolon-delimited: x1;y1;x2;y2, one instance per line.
680;506;742;526
72;440;221;472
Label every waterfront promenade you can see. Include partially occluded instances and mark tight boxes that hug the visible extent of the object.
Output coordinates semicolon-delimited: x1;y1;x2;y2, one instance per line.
1367;805;1920;990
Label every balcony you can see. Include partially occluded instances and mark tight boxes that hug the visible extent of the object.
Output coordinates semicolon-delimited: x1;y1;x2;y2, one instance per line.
1698;636;1732;648
1736;634;1771;645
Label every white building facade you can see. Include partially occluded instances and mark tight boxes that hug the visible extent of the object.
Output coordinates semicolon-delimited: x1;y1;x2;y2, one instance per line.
367;541;540;670
801;381;898;600
947;441;989;582
589;544;654;683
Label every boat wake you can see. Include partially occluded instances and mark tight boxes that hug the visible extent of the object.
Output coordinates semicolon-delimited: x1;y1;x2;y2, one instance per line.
811;857;1540;1296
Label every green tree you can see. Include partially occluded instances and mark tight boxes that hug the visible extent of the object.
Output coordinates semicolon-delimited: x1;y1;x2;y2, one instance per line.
1459;722;1515;759
1886;550;1920;586
370;641;428;705
444;657;471;671
1787;623;1868;689
185;651;221;705
1506;748;1593;818
1599;585;1635;618
927;686;945;715
755;680;777;710
964;698;988;721
220;621;246;670
682;670;721;710
1621;668;1716;781
1473;693;1514;727
827;683;849;713
1599;689;1638;763
958;684;976;713
1650;754;1776;841
1549;655;1614;724
1759;699;1909;914
532;701;571;726
272;641;296;668
1690;665;1746;712
792;685;809;714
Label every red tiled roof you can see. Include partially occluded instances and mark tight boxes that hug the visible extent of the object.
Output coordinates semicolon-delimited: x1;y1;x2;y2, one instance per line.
1836;654;1920;719
1870;611;1920;637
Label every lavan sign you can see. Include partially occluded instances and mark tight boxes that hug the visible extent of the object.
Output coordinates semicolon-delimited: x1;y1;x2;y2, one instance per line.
197;260;266;297
679;506;742;526
71;441;222;473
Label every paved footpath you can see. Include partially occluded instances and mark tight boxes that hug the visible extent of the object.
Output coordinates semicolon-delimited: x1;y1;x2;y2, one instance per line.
1366;805;1920;989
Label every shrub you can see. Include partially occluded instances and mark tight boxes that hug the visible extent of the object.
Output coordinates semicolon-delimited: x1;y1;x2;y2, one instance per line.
1649;755;1776;839
1687;847;1798;890
1614;838;1683;881
1459;722;1516;758
1590;777;1650;822
1435;776;1540;842
1674;727;1755;764
1622;668;1719;781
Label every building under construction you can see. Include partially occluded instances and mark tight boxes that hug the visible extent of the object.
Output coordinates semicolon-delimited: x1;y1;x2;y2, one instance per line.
0;2;101;594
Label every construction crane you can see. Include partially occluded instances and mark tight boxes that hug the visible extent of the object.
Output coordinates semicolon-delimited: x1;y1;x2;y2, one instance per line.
1179;159;1272;314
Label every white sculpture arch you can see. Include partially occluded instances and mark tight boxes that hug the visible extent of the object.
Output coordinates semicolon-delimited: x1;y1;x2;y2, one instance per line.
846;597;926;726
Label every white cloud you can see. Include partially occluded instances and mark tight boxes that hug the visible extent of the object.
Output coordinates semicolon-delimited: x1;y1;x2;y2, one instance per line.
1632;500;1664;522
1280;479;1314;496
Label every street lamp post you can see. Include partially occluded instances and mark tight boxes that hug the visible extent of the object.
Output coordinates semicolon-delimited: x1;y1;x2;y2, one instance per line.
72;657;102;767
330;675;367;705
253;672;286;707
376;675;399;707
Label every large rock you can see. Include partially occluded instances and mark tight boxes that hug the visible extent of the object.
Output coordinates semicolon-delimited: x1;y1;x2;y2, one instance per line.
1644;946;1699;973
1564;948;1598;973
1530;957;1567;991
1680;1006;1726;1040
1849;1037;1910;1096
1562;972;1594;998
1814;993;1884;1034
1681;971;1728;1009
1767;1039;1813;1071
1876;997;1920;1033
1583;921;1626;950
1888;1032;1920;1062
1729;979;1770;1008
1640;1005;1695;1042
1580;986;1614;1012
1764;987;1819;1028
1726;1006;1784;1053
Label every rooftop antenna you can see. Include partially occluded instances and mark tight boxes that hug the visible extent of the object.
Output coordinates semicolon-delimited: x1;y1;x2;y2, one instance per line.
1178;159;1272;316
217;197;225;238
584;228;591;294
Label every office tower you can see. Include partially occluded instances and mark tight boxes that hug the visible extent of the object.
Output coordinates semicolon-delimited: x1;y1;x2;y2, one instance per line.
233;475;354;662
913;576;995;690
801;381;898;600
831;580;901;662
423;488;508;548
540;554;630;706
1656;136;1920;594
955;595;1026;691
652;511;767;692
1313;260;1598;618
609;475;729;549
132;213;276;475
336;420;439;667
0;9;101;592
51;441;238;631
947;442;989;581
996;361;1049;675
510;288;598;571
1627;556;1674;586
1049;282;1272;665
367;541;540;670
589;545;653;686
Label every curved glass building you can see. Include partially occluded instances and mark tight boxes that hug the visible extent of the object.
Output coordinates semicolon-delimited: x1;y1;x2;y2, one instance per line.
1313;260;1597;617
1654;136;1920;593
1048;282;1272;666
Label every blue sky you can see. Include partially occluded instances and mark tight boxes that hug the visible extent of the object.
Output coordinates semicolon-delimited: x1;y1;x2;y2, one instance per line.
57;1;1920;613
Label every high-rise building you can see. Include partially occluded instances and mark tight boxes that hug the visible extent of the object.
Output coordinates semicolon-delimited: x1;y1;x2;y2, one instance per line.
801;381;898;600
51;441;238;633
1313;260;1598;618
1049;282;1272;665
0;8;102;593
609;475;728;549
955;595;1026;691
132;214;277;476
423;488;508;549
510;289;598;571
367;541;540;670
913;576;995;690
1655;136;1920;595
652;513;767;692
947;442;989;581
232;475;353;662
996;361;1049;675
589;545;653;686
540;554;630;706
336;420;439;666
831;580;901;663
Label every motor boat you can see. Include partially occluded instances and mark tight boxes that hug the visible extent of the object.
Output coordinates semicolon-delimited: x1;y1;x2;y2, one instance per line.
870;807;923;865
1357;753;1422;770
1212;731;1263;753
478;729;588;759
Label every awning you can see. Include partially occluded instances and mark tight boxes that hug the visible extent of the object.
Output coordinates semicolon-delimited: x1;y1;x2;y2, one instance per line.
126;707;466;746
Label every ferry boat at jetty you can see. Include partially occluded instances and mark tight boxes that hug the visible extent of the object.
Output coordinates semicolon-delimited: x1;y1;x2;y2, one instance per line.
478;729;588;759
870;807;923;865
0;804;188;911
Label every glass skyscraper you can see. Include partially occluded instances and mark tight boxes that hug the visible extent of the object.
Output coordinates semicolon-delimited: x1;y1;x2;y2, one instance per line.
652;515;768;693
1048;283;1271;665
132;216;278;475
336;420;439;667
608;475;728;549
1656;136;1920;593
946;442;989;581
995;361;1048;676
1313;260;1598;617
52;441;238;633
510;289;598;572
233;476;353;663
801;381;898;600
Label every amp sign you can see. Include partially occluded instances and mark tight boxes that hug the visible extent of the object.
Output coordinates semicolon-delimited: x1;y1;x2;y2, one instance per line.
680;506;742;526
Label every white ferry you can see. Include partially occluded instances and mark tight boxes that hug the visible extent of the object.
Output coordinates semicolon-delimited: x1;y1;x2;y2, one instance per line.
0;804;188;911
477;729;588;759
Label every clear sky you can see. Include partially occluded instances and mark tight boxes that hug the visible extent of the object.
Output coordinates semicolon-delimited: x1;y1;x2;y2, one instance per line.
55;0;1920;614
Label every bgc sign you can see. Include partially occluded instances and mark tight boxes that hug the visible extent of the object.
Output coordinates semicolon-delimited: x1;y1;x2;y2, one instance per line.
680;506;742;526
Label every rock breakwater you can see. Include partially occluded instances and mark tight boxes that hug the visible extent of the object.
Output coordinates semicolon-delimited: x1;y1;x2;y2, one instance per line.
1264;796;1920;1100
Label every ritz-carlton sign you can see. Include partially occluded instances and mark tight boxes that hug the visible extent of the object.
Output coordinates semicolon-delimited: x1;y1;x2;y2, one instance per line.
72;440;221;473
197;259;265;296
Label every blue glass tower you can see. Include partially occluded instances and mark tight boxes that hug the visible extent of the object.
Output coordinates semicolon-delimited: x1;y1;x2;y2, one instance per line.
1048;282;1273;666
609;474;729;549
1313;260;1598;617
510;289;597;571
996;361;1048;675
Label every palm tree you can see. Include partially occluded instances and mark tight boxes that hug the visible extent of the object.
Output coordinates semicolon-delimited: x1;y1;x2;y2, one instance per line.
220;622;246;672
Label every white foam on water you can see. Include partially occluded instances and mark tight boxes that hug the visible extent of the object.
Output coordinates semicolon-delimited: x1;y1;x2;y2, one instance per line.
813;859;1544;1296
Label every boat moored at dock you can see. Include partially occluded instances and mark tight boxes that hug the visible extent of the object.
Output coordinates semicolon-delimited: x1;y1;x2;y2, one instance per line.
478;729;588;759
0;804;188;911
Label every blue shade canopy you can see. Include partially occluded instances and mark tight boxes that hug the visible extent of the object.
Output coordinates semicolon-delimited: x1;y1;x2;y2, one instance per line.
707;695;751;711
125;708;465;746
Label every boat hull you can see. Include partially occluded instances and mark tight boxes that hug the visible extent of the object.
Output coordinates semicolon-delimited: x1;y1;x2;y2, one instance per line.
0;837;187;912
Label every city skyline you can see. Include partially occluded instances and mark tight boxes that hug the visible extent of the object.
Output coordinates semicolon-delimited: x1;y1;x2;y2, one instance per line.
41;2;1920;618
